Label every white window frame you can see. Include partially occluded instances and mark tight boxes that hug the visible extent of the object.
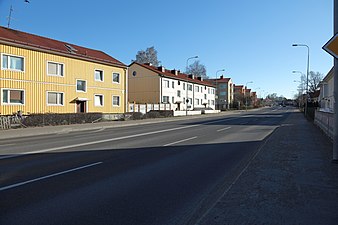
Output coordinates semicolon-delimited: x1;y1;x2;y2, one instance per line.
76;79;87;92
177;90;181;97
172;81;175;88
47;91;64;106
1;53;25;72
112;95;120;107
47;61;64;77
94;94;104;107
188;84;193;91
112;72;120;84
162;96;169;103
94;69;104;82
1;88;25;105
163;80;169;88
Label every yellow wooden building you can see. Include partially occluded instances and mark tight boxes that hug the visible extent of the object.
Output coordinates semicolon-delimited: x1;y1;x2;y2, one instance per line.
0;26;127;115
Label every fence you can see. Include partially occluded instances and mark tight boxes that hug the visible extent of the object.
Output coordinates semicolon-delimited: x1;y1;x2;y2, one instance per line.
128;103;172;114
0;114;24;130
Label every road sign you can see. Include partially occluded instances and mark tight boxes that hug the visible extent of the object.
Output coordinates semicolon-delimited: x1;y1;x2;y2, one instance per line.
323;33;338;59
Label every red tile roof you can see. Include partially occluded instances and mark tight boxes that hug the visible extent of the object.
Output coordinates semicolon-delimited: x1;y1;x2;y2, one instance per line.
0;26;126;67
131;62;215;87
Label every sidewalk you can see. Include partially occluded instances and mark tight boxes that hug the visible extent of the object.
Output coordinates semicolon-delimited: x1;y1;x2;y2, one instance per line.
197;111;338;225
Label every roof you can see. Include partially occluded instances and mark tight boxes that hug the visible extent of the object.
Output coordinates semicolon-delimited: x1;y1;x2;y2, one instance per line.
130;62;215;87
0;26;126;68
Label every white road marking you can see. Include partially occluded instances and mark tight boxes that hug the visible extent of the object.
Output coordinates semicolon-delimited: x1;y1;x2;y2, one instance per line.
0;117;238;160
217;127;231;132
163;136;197;147
0;162;103;192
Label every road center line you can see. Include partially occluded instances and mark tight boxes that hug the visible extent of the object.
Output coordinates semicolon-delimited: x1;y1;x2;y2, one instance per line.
217;127;231;132
163;136;197;147
0;162;103;192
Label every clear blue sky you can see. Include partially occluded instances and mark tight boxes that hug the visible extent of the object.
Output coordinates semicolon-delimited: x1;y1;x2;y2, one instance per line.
0;0;334;99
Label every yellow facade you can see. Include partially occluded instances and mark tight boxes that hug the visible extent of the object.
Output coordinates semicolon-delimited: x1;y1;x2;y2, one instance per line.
128;64;160;103
0;44;126;115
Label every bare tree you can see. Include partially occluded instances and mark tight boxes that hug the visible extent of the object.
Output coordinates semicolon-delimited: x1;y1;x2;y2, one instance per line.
186;60;207;78
135;46;161;67
308;71;323;93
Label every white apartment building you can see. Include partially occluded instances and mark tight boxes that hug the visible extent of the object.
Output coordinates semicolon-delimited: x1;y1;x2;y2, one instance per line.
128;62;216;110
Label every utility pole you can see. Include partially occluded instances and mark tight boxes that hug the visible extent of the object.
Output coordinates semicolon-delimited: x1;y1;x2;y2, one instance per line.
7;5;13;28
333;0;338;162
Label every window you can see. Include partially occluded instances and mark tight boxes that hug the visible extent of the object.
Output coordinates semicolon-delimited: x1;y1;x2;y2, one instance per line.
183;97;186;104
95;70;103;81
220;84;227;89
94;94;104;106
183;83;186;90
162;96;169;103
172;97;174;103
163;80;169;88
112;96;120;106
204;94;207;100
47;62;64;76
2;89;24;104
2;54;24;71
188;98;192;104
177;90;181;97
76;80;86;92
113;73;120;83
208;88;210;94
188;84;193;91
195;86;199;92
172;81;175;88
211;100;215;105
47;92;64;105
220;91;226;96
195;98;199;105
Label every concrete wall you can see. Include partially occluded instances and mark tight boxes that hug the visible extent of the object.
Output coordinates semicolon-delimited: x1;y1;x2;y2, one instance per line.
315;110;334;139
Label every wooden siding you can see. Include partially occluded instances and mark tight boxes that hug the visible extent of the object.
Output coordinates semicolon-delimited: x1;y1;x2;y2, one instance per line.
0;44;126;115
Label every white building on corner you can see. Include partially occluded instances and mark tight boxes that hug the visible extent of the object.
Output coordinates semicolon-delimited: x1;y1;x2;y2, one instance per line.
128;62;216;111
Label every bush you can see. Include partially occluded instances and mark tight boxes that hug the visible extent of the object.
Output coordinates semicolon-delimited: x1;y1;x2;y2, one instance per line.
129;112;144;120
22;113;103;127
144;111;161;119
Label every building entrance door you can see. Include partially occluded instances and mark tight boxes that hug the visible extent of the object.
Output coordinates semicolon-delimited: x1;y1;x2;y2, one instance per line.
76;101;86;113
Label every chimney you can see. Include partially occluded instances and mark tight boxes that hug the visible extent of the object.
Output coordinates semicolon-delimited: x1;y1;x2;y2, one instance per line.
144;62;152;66
157;66;165;72
171;69;178;75
197;77;204;81
188;74;195;79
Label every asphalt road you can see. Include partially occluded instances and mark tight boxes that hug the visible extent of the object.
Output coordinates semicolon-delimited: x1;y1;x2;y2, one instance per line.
0;107;291;225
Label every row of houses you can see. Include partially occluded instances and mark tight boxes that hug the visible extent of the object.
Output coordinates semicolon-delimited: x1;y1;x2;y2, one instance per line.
0;26;257;116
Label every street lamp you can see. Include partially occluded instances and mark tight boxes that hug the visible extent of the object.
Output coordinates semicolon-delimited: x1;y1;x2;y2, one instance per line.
215;69;225;110
292;43;310;117
245;81;253;111
185;56;199;116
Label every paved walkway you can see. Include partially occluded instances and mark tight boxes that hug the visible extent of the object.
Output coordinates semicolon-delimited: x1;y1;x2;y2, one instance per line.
197;111;338;225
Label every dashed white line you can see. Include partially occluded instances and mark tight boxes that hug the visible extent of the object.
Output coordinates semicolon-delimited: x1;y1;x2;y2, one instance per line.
217;127;231;132
0;161;103;192
163;136;197;147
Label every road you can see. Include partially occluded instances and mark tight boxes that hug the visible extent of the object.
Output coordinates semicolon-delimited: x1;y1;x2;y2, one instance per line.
0;107;291;225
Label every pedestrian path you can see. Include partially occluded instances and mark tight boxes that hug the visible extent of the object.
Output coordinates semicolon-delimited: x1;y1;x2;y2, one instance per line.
197;111;338;225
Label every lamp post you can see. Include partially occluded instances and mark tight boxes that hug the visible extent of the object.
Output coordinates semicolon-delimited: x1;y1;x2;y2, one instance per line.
292;44;310;117
245;81;253;111
215;69;225;110
185;56;198;116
